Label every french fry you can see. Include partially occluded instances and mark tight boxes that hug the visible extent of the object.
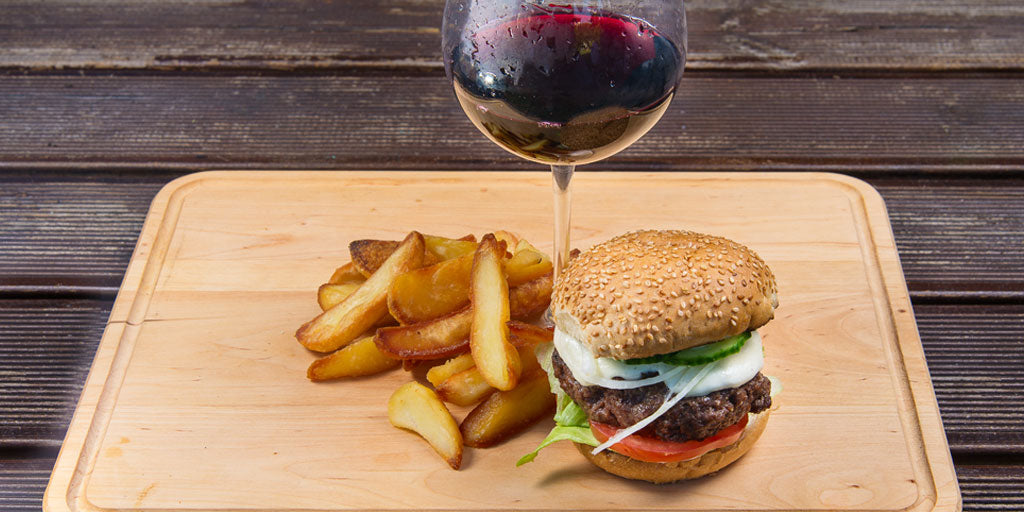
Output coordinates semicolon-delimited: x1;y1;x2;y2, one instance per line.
426;353;476;387
388;382;463;470
470;234;520;391
505;239;553;286
387;252;474;324
460;369;557;448
296;231;425;353
349;239;402;277
329;262;366;285
307;335;400;381
374;307;472;360
436;342;542;406
318;283;360;311
508;272;553;321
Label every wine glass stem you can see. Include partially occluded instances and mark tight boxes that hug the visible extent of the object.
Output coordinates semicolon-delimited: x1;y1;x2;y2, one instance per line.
551;164;575;279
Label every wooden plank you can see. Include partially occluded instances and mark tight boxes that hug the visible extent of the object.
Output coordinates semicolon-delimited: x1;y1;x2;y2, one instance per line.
2;0;1023;72
0;75;1022;170
0;300;110;445
3;173;1022;300
916;305;1024;454
0;174;175;294
44;171;958;512
0;456;56;512
956;465;1024;512
877;180;1024;298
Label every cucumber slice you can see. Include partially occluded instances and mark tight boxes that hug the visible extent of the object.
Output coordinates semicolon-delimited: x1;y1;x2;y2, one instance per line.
624;332;751;366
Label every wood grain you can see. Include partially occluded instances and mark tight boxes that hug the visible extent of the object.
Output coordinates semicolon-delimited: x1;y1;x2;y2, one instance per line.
44;171;958;512
2;303;1019;451
877;179;1024;298
0;300;110;445
0;174;174;294
3;173;1022;300
2;0;1023;72
1;75;1023;171
916;305;1024;454
956;465;1024;512
0;455;57;512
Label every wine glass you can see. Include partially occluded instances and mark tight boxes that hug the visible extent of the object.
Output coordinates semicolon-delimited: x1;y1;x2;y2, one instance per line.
442;0;686;277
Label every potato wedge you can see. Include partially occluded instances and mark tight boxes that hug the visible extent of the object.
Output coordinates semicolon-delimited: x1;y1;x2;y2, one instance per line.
437;332;543;407
388;241;550;325
374;307;472;360
328;262;366;285
424;235;477;261
387;252;473;324
508;272;553;321
388;382;463;470
508;321;555;347
436;366;495;406
492;230;520;252
318;282;398;327
426;353;476;387
317;283;360;311
505;239;554;287
460;369;557;448
307;335;400;381
297;231;425;353
351;235;475;277
470;234;520;391
349;239;402;277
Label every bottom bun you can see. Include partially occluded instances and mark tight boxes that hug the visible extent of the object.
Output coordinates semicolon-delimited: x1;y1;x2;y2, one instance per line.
575;409;770;484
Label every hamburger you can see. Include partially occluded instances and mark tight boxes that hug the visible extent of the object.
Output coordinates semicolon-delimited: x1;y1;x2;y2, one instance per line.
518;230;778;483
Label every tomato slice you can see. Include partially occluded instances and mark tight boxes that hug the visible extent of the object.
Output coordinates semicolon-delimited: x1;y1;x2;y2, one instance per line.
590;415;748;463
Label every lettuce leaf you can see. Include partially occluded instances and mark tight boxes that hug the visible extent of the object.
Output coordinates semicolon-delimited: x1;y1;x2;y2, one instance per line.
517;343;599;466
516;424;598;466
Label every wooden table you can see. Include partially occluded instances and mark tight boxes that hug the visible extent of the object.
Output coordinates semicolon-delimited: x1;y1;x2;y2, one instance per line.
1;1;1021;510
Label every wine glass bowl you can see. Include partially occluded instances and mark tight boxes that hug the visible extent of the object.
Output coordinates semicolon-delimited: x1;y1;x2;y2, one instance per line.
442;0;687;273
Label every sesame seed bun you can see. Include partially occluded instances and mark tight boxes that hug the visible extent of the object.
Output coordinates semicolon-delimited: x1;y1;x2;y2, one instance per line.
552;230;778;360
574;409;770;484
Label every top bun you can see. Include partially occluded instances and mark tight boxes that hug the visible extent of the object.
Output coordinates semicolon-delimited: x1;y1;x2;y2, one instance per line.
552;230;778;360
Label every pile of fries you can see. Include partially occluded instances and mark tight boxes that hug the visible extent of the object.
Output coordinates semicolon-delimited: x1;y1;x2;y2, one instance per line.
295;230;557;469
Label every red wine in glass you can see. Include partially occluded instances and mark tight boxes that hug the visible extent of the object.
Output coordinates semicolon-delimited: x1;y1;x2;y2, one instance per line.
443;2;686;277
449;6;683;166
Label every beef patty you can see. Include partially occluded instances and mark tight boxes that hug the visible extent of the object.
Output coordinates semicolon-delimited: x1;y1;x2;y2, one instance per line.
552;349;771;442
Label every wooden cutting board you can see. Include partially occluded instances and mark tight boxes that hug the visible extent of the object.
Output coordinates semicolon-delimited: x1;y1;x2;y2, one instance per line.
45;171;960;512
